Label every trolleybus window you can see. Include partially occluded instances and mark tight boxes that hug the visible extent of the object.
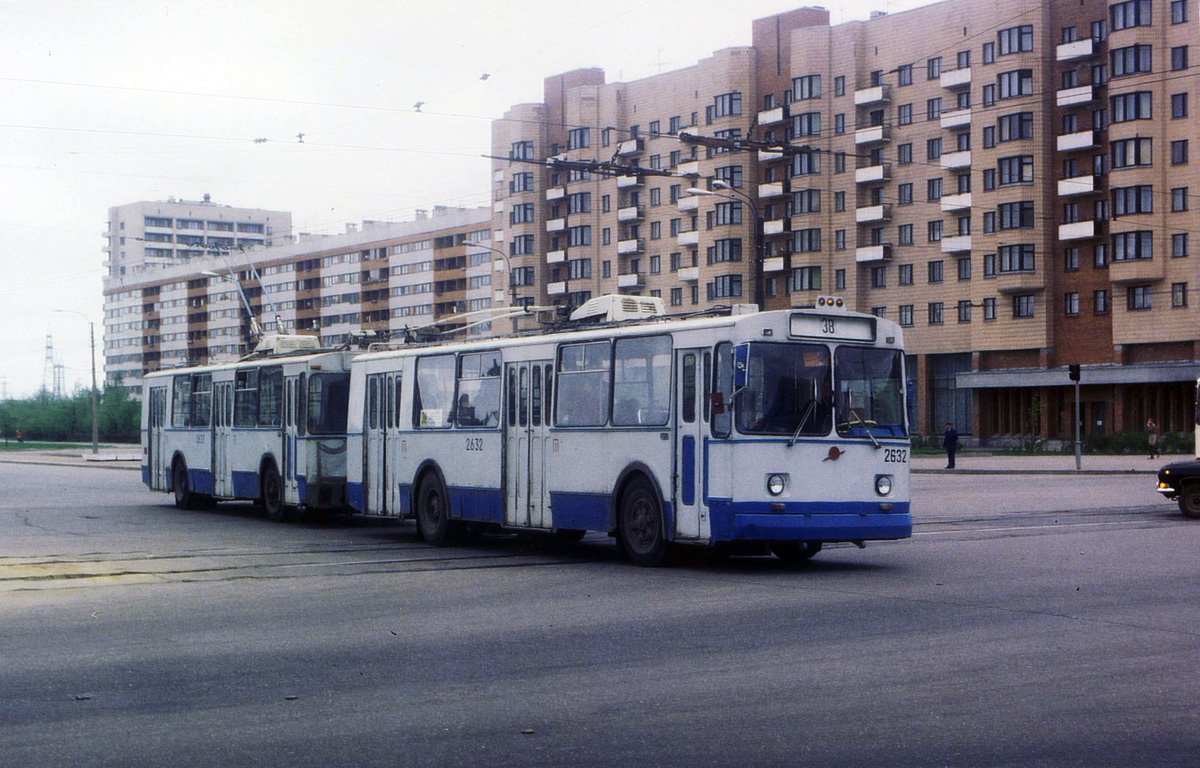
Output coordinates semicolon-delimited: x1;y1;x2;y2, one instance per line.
556;341;611;426
682;354;697;423
531;365;542;426
368;376;379;430
413;354;455;428
172;375;193;427
612;335;671;426
258;368;283;427
736;343;833;437
191;373;213;428
712;342;733;438
308;373;350;434
234;369;258;427
455;351;501;428
835;347;907;438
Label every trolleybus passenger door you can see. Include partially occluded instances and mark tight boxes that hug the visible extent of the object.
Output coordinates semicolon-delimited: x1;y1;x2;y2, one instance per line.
282;375;300;505
384;373;402;516
212;381;233;497
673;349;707;540
504;360;553;529
148;386;168;490
363;373;387;514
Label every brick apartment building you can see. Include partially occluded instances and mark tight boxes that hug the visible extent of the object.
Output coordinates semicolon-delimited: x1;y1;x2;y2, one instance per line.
490;0;1200;442
102;203;493;394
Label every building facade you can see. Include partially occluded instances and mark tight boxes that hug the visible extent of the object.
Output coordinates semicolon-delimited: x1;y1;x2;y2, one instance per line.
102;204;492;394
491;0;1200;442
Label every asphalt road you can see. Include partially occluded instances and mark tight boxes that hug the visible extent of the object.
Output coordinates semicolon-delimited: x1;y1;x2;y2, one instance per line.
2;463;1197;767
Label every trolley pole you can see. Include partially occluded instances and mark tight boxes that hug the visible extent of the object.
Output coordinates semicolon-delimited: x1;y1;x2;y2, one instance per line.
1069;364;1081;470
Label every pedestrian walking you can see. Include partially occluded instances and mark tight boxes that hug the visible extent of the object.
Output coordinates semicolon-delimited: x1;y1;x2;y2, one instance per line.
16;428;22;443
1147;417;1159;460
942;422;959;469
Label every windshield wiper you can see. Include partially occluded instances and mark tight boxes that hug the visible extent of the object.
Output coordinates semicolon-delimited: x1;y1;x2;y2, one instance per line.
788;400;818;448
847;407;881;449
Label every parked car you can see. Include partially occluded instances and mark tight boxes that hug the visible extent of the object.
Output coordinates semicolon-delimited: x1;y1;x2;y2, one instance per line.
1156;460;1200;518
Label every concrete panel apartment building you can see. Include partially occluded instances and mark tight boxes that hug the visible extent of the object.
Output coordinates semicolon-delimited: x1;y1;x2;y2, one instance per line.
102;201;492;395
491;0;1200;443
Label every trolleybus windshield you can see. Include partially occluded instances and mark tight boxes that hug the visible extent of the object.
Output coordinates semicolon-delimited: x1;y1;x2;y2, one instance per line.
834;347;907;438
736;343;833;436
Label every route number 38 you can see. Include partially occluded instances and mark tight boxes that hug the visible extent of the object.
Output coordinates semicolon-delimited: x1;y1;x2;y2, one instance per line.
820;319;837;335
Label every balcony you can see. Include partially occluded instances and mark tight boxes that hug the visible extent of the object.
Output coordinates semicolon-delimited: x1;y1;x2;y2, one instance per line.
854;84;891;106
493;200;504;213
617;238;645;255
763;218;791;236
617;205;644;222
855;164;891;185
762;257;786;273
940;193;972;212
1059;221;1102;240
1057;130;1099;152
547;281;567;296
941;235;972;253
546;217;566;232
855;244;893;263
940;67;972;89
1109;256;1166;284
940;108;971;129
758;181;786;198
617;272;645;289
854;125;891;145
616;138;644;156
545;186;566;201
856;204;892;223
757;106;788;125
678;266;700;282
676;229;700;246
677;195;700;211
1057;38;1095;62
940;150;972;169
758;148;787;163
677;160;700;177
546;249;567;264
616;174;643;189
1057;85;1096;107
1058;175;1099;196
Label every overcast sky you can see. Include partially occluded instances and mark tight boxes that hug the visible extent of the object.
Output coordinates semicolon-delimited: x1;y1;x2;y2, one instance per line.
0;0;935;398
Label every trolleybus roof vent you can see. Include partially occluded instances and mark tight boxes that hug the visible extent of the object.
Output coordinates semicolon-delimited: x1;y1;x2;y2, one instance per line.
569;294;665;323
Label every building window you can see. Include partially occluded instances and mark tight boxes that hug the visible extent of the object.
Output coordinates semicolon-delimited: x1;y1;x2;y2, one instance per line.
1112;137;1154;168
899;263;914;285
998;155;1034;185
1173;187;1190;212
998;25;1034;55
835;113;845;134
928;260;944;283
792;111;821;137
1172;0;1189;22
567;225;592;247
708;274;743;300
835;229;846;250
997;69;1034;99
958;300;973;323
899;305;914;326
1065;292;1080;316
793;75;821;101
1113;231;1153;261
715;165;744;189
999;244;1035;273
1113;185;1154;216
1094;289;1110;314
927;57;942;80
927;137;943;160
1173;233;1190;257
898;104;913;125
897;183;913;206
1111;92;1152;123
983;297;997;320
1013;294;1036;318
899;224;914;245
1173;93;1189;118
983;42;995;64
928;177;943;201
567;127;590;149
1112;44;1153;77
509;141;534;160
928;220;943;242
1172;139;1190;165
898;143;913;164
1172;282;1189;307
928;302;944;325
1174;46;1191;71
708;238;743;263
834;75;845;96
997;111;1034;141
897;63;913;86
927;98;942;121
999;201;1035;229
1111;0;1152;30
1065;247;1079;271
1127;285;1153;311
794;228;822;253
958;256;972;281
790;266;822;292
870;266;886;288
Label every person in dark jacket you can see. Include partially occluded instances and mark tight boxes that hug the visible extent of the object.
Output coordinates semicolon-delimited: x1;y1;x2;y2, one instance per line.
942;422;959;469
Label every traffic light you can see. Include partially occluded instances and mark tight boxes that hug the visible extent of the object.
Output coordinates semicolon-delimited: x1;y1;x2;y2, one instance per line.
1068;364;1081;382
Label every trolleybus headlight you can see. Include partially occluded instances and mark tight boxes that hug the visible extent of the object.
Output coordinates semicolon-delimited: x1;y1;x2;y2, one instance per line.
875;474;893;496
767;474;787;496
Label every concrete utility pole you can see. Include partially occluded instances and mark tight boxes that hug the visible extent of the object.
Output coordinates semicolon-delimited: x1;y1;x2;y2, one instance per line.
53;310;99;454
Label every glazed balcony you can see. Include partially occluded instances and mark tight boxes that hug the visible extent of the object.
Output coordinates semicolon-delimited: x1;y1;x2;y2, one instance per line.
1058;175;1100;196
617;238;645;255
856;204;892;223
1057;85;1097;107
854;84;891;106
854;125;891;145
855;244;892;263
940;108;971;129
940;68;972;89
940;193;972;212
617;205;645;222
1057;39;1095;62
941;235;972;253
940;150;972;170
855;164;891;184
1057;130;1100;152
757;106;788;126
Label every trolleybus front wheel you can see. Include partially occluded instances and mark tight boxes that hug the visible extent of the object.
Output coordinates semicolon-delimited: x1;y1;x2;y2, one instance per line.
417;475;452;545
769;541;823;563
619;476;668;567
172;459;194;510
261;463;289;523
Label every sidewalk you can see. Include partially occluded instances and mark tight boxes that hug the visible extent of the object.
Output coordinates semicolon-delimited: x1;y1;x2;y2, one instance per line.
0;448;141;471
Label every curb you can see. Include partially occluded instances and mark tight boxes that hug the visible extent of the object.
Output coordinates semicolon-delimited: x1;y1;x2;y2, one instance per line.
0;458;141;472
914;468;1156;476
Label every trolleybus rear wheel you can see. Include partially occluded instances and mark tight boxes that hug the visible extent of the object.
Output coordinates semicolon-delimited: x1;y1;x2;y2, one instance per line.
619;476;668;567
261;463;289;523
172;459;194;510
417;475;452;545
769;541;823;563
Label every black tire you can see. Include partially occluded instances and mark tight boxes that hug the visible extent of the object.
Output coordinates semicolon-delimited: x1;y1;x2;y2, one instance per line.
619;476;668;567
261;463;289;523
417;475;452;545
769;541;823;563
1178;484;1200;519
172;459;195;510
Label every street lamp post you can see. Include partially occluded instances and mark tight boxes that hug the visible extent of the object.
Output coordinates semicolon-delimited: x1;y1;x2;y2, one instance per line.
462;241;520;330
686;181;766;309
52;309;99;455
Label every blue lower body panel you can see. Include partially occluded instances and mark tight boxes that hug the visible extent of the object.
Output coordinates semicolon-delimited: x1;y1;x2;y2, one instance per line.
347;481;364;513
550;492;613;531
450;486;503;524
709;500;911;542
231;470;259;500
